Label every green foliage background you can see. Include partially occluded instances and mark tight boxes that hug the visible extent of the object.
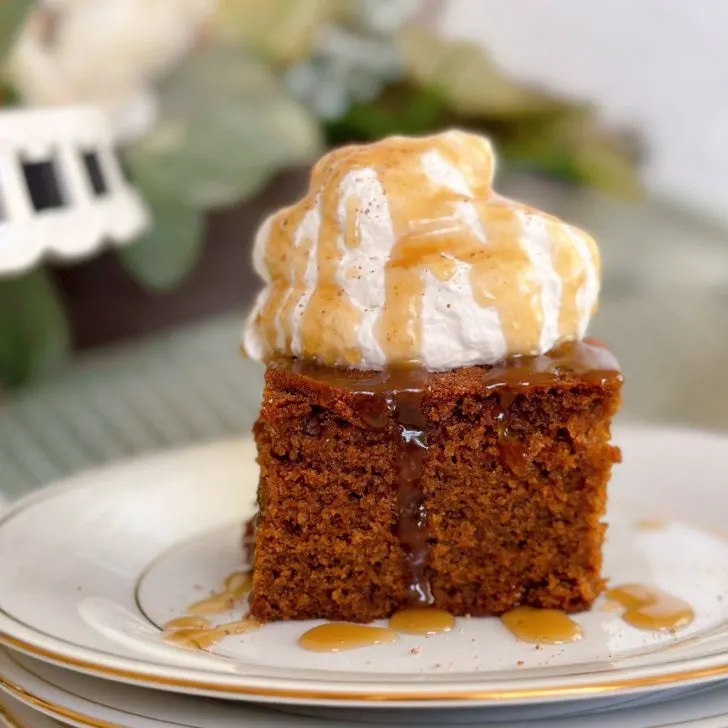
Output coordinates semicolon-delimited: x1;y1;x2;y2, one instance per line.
0;1;641;389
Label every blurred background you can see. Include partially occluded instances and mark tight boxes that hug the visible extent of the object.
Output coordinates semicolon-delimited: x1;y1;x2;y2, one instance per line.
0;0;726;499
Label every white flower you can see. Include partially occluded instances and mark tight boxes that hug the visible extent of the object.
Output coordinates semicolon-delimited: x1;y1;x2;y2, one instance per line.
7;0;215;142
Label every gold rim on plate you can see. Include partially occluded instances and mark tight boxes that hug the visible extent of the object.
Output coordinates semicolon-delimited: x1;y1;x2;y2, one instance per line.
4;669;728;728
0;677;113;728
0;704;22;728
0;695;47;728
2;630;728;703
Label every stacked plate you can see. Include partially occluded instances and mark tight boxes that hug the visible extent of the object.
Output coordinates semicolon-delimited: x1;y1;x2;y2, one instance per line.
0;426;727;727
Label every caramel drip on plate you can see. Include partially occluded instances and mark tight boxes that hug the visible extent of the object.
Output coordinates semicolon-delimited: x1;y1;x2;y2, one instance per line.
279;339;621;598
500;607;583;644
162;570;256;651
163;616;210;630
164;620;260;650
252;131;600;366
186;571;253;616
389;608;455;635
606;583;695;631
299;623;399;653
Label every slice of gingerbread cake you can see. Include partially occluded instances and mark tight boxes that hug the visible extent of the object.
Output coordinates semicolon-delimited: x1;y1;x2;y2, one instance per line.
242;130;622;622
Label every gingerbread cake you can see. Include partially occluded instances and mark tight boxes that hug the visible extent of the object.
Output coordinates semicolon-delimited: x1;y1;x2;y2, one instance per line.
242;130;622;623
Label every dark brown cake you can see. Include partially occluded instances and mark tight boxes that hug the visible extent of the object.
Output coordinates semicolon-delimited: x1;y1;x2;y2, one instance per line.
249;339;622;623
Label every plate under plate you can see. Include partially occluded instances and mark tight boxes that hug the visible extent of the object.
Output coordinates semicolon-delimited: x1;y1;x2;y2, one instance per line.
2;649;728;727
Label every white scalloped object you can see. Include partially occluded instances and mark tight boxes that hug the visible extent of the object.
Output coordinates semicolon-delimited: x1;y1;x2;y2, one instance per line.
0;106;149;277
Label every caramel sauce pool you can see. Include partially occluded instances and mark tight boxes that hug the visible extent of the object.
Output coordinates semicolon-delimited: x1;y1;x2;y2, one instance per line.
186;571;252;617
500;606;583;644
164;574;694;654
163;620;260;650
163;616;209;631
389;608;455;635
606;583;695;631
163;570;255;650
299;624;399;653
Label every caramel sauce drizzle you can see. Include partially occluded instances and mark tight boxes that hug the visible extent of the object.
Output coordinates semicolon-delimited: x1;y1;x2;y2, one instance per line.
163;571;256;650
298;623;399;653
606;583;695;631
252;131;600;366
391;378;432;604
285;361;434;602
389;607;455;635
500;606;583;644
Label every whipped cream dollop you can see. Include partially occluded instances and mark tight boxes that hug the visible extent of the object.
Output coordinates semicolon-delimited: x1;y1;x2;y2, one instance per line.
243;130;600;371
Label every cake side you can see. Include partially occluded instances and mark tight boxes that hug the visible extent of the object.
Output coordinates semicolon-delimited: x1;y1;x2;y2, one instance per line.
251;383;411;622
426;383;618;616
249;360;621;623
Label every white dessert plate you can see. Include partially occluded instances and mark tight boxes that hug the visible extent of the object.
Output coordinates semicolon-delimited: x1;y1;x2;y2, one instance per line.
0;427;727;710
2;649;728;728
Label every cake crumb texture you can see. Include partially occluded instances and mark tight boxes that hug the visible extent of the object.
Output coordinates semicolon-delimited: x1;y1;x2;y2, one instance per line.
250;363;621;622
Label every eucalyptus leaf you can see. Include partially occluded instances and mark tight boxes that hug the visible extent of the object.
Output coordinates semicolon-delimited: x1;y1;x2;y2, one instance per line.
214;0;343;65
125;45;322;211
500;114;643;198
0;269;70;388
118;195;203;292
0;0;28;65
568;123;644;198
325;82;446;144
394;28;642;195
397;28;563;118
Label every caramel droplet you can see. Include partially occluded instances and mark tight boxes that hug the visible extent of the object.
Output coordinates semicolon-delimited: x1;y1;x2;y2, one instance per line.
606;583;694;631
162;627;210;648
163;620;260;650
601;601;622;613
501;606;583;644
186;593;235;616
299;623;399;652
389;608;455;635
163;616;210;631
190;620;260;649
224;571;253;598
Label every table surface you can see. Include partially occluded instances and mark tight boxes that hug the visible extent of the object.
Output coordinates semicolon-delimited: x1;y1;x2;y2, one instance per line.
1;176;727;500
